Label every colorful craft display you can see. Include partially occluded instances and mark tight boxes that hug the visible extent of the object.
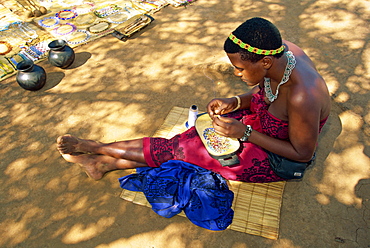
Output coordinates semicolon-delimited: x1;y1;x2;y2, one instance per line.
0;4;22;32
0;0;198;81
18;40;51;62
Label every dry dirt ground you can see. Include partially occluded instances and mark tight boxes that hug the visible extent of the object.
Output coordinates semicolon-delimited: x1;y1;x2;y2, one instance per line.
0;0;369;247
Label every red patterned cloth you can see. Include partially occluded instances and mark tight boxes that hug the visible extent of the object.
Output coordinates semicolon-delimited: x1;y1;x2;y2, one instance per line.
143;88;328;183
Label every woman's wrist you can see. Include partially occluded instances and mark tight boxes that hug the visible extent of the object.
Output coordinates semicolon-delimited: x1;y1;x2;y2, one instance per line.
239;125;252;141
232;95;241;111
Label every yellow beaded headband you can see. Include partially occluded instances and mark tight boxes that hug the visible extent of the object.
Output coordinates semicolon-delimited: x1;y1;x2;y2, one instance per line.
228;33;285;55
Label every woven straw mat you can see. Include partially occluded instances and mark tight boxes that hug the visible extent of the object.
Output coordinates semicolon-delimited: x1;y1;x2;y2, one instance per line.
120;106;286;239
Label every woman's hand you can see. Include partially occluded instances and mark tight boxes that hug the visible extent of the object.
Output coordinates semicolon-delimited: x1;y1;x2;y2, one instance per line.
212;115;246;139
207;97;237;119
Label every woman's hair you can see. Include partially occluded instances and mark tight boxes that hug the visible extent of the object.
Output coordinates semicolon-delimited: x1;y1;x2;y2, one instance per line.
224;17;284;63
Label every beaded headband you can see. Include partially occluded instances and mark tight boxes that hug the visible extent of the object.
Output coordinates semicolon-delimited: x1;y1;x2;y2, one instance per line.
228;33;285;55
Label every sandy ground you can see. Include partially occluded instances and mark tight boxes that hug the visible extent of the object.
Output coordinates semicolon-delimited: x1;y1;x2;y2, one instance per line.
0;0;369;247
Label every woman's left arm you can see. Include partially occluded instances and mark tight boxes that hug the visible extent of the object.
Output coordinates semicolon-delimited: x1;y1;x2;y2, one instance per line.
213;87;321;162
248;90;321;162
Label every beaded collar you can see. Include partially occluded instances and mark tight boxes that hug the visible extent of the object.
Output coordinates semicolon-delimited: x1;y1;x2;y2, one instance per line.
264;51;296;103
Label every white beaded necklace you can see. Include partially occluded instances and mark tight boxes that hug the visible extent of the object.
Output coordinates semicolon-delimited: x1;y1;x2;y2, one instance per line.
264;51;296;103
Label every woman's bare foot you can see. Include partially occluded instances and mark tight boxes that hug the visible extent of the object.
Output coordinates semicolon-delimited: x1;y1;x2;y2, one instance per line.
57;134;100;155
60;153;106;180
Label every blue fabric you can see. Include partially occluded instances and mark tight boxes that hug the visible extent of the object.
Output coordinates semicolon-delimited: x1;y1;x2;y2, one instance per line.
119;160;234;231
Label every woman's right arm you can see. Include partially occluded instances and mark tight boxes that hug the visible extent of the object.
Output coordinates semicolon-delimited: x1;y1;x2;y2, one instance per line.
207;85;260;118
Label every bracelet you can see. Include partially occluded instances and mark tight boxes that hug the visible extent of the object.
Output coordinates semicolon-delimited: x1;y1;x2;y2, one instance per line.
56;9;78;20
239;125;252;142
0;41;12;56
232;95;241;111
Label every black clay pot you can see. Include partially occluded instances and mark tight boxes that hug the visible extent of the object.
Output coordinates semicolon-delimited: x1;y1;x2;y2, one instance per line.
48;39;75;69
16;60;46;91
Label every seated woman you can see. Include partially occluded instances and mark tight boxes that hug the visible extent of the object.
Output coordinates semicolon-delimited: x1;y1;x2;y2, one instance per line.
57;17;331;183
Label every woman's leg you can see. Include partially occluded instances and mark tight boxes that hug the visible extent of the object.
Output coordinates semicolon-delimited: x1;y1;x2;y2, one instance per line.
57;134;146;163
60;152;148;180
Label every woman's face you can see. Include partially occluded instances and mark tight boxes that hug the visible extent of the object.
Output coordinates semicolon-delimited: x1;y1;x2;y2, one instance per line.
227;53;266;86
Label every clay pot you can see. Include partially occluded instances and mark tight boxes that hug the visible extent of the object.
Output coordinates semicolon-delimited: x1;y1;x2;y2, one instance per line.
48;39;75;69
16;60;46;91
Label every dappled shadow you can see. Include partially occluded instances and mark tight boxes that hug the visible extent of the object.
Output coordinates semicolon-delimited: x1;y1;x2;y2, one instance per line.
68;52;93;69
41;71;65;91
0;0;369;247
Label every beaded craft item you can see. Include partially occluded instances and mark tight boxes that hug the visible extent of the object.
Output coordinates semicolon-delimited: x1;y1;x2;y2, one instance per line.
195;113;241;166
0;60;14;76
18;23;38;42
94;4;121;18
0;41;12;56
107;12;129;24
203;127;232;154
73;13;96;26
66;29;91;45
229;33;285;55
264;51;296;102
58;0;83;7
166;0;196;7
87;21;111;34
53;23;77;36
73;2;96;15
38;16;60;28
0;4;23;32
195;114;240;156
56;9;78;20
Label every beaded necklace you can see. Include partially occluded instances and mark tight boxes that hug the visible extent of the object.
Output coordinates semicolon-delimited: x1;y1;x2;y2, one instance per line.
0;41;12;55
264;51;296;103
38;16;60;28
53;23;77;36
67;29;91;45
56;9;78;20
